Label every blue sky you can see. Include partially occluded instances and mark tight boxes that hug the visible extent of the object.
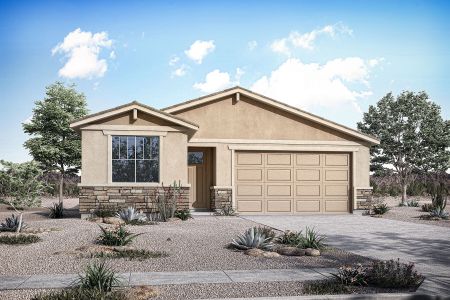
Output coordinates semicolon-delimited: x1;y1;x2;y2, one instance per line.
0;0;449;162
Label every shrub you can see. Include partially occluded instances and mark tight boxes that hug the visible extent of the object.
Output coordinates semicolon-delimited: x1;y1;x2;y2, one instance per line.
0;160;46;208
366;259;424;288
97;225;142;246
299;227;326;250
116;207;147;223
48;202;64;219
276;230;303;246
155;181;183;221
0;234;41;244
373;203;390;215
75;261;121;292
230;227;273;250
302;280;354;295
174;209;191;221
255;226;276;241
92;249;169;261
429;206;449;220
0;214;27;232
399;200;419;207
214;203;236;216
33;288;125;300
331;264;368;286
94;205;117;218
421;203;434;212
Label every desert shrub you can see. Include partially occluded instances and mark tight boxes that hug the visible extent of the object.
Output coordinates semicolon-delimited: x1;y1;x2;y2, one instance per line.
214;203;236;216
421;203;434;212
302;280;354;295
366;259;424;288
155;181;183;221
331;264;368;286
48;202;64;219
94;205;117;218
230;227;273;250
276;230;303;246
0;234;41;244
174;209;191;221
92;249;169;261
116;207;147;223
0;214;27;232
33;288;125;300
429;206;449;220
0;160;46;208
373;203;390;215
299;227;326;250
255;226;276;241
97;225;142;246
76;261;121;292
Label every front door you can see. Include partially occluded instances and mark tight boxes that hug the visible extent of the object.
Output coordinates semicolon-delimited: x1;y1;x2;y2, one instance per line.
187;148;212;209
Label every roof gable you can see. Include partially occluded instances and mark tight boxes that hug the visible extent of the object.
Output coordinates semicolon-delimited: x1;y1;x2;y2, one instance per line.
163;86;379;145
70;101;199;131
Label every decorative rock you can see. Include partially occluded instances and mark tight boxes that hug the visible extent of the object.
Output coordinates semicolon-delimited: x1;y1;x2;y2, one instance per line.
103;217;125;225
277;246;306;256
244;248;265;257
112;246;136;252
262;251;281;258
305;248;321;256
88;217;104;223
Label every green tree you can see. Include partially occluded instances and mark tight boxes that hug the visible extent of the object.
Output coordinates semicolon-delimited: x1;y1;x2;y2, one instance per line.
23;82;88;203
0;160;47;208
358;91;450;204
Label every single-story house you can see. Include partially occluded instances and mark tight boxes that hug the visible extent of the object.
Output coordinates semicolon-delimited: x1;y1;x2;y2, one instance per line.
70;86;379;218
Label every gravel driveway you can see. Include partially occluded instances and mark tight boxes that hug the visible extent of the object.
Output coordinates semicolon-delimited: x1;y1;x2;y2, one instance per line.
243;212;450;294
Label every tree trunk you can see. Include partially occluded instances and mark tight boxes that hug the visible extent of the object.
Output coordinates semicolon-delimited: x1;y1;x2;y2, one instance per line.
401;183;408;204
59;172;64;204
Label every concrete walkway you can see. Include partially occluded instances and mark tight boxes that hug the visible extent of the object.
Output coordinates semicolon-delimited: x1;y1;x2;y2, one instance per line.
0;268;335;290
243;213;450;295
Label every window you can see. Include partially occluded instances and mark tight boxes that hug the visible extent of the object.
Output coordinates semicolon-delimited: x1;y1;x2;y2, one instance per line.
188;151;203;164
112;136;159;182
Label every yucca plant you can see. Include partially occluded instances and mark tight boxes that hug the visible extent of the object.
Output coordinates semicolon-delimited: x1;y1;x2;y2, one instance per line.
0;214;26;232
230;227;273;250
300;227;326;250
48;202;64;219
75;261;121;292
97;225;142;246
116;207;147;223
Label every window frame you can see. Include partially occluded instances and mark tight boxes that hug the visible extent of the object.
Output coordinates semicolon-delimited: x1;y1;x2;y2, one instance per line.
110;135;160;183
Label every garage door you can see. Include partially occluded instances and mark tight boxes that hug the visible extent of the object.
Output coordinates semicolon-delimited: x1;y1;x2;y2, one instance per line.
235;152;351;214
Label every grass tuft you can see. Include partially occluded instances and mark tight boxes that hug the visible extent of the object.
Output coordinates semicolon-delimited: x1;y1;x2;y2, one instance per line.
0;234;41;244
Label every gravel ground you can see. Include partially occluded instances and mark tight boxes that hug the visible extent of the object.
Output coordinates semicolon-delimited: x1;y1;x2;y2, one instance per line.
0;214;371;276
372;196;450;228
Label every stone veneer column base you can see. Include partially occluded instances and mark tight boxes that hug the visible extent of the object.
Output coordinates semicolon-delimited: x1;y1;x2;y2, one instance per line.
78;186;190;217
210;186;233;211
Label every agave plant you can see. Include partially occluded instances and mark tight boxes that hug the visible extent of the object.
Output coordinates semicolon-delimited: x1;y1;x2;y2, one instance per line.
300;227;326;250
231;227;273;250
429;206;449;220
116;207;147;223
0;214;26;232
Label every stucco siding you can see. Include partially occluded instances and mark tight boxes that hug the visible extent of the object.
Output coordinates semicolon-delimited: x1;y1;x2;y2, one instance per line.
81;130;108;185
161;131;189;185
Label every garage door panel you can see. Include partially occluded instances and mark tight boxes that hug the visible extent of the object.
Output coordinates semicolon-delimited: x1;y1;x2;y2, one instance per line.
296;200;320;212
237;153;263;165
266;184;292;197
296;154;320;166
236;184;263;196
237;169;263;181
238;200;263;213
296;169;320;181
267;154;292;165
267;200;292;212
267;169;292;181
325;200;348;212
325;169;348;181
325;154;349;166
325;185;348;197
296;184;321;197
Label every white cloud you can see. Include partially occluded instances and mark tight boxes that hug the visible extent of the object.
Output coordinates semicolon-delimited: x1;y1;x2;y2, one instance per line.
248;40;258;51
251;57;379;111
271;23;352;55
235;67;245;83
193;69;232;93
52;28;113;79
185;40;215;64
169;56;180;66
368;57;384;67
172;65;188;77
109;51;116;59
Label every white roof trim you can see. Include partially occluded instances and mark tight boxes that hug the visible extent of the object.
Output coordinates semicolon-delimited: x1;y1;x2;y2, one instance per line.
163;87;379;145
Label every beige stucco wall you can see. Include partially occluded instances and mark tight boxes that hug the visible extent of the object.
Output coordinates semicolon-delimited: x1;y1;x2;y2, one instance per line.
161;132;188;185
81;130;108;185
